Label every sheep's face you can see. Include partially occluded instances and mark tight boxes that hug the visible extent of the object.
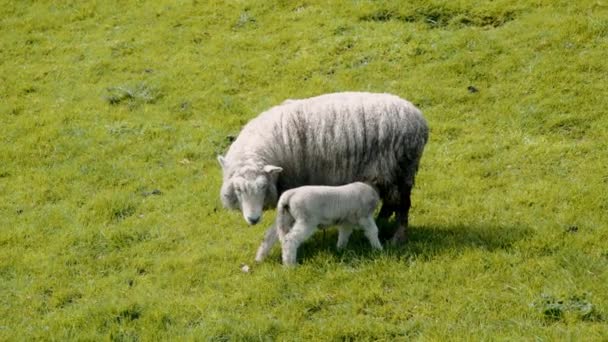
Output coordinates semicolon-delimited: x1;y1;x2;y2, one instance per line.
218;156;282;225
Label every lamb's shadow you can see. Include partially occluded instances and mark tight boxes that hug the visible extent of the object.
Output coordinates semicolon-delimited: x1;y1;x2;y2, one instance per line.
295;222;533;264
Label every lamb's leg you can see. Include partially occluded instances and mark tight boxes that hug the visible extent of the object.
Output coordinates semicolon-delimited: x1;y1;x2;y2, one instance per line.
280;220;316;266
391;184;412;245
359;216;383;250
255;224;278;262
336;225;353;250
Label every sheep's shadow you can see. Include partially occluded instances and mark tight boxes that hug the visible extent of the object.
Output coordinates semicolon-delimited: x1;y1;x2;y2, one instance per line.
292;221;532;265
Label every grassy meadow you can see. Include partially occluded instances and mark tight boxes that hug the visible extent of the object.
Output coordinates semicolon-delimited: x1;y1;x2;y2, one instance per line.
1;0;608;340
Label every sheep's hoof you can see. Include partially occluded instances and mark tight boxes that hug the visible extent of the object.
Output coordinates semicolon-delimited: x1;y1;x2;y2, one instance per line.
389;229;408;246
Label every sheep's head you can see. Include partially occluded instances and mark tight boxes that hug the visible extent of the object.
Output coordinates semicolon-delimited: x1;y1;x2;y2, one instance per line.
217;155;282;225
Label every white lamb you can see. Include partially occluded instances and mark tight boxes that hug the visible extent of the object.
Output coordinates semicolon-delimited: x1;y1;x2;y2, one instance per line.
258;182;383;266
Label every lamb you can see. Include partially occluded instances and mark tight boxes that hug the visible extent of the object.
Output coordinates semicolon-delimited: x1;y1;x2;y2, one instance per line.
266;182;383;266
217;92;428;254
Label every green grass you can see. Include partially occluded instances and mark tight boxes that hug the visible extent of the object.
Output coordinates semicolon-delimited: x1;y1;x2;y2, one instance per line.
1;0;608;340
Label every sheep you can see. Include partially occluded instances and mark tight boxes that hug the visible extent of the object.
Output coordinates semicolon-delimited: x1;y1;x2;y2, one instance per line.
263;182;383;266
217;92;428;255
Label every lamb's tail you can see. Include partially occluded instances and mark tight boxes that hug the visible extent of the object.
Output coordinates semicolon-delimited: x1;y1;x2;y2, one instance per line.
276;192;295;234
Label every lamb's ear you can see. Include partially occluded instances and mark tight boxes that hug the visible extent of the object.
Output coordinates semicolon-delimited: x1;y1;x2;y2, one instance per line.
263;165;283;175
217;155;227;170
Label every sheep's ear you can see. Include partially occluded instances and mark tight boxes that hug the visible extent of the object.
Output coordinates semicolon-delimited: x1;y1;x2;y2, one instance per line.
220;182;238;209
217;155;227;169
263;165;283;175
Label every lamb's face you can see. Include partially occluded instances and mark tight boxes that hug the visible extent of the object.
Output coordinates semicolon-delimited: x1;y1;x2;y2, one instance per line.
218;156;282;225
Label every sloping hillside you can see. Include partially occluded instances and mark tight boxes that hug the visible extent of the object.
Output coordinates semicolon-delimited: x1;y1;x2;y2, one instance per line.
1;1;607;339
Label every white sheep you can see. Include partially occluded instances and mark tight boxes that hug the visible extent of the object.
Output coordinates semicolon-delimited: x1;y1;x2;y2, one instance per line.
258;182;383;266
218;92;428;250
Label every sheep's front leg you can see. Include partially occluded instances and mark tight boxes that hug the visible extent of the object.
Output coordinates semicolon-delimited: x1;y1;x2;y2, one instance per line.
336;225;353;250
255;224;278;262
280;220;316;266
359;216;383;250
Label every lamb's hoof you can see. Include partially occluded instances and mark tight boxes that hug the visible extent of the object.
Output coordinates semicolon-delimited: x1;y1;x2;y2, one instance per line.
254;251;267;263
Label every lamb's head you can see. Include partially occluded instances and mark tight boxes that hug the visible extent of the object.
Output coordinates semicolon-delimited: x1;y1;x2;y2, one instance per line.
217;155;282;225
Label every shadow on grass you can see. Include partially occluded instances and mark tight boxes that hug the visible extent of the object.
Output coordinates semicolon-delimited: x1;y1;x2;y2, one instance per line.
295;221;532;264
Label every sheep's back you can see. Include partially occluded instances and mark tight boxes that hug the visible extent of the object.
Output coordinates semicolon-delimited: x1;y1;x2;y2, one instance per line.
228;92;428;197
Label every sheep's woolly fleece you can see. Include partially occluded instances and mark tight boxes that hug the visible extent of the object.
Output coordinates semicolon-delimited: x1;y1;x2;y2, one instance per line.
218;91;428;225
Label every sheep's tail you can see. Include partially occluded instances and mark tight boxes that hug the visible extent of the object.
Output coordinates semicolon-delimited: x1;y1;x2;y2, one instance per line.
276;192;295;234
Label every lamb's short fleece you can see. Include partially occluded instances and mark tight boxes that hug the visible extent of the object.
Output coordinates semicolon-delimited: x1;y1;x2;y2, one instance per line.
264;182;383;266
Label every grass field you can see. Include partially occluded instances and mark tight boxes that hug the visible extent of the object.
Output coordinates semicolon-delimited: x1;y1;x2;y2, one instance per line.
1;0;608;340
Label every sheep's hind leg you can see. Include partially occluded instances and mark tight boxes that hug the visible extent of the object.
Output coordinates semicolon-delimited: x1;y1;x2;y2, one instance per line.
377;202;396;220
376;200;398;242
255;224;278;262
359;216;383;250
336;225;353;250
391;184;412;246
281;220;316;266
